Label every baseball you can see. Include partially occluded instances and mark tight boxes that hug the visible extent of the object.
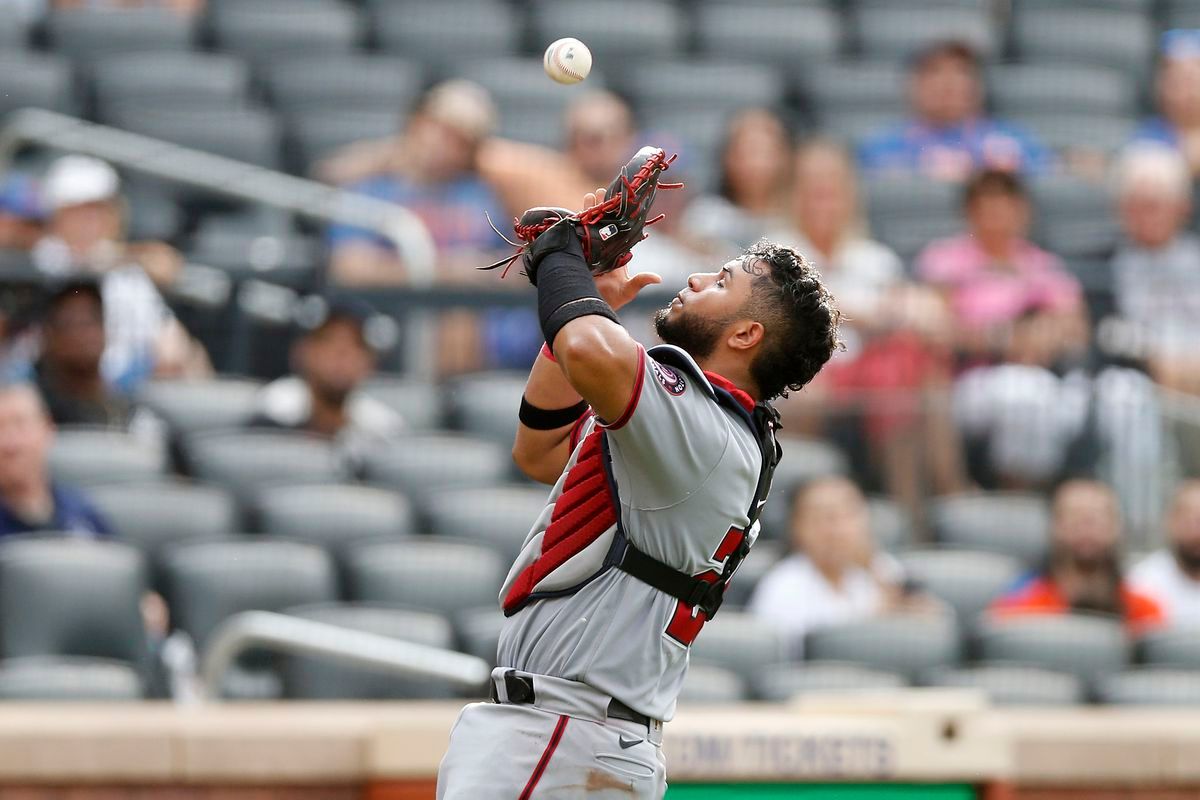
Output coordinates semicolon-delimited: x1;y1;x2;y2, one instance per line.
543;37;592;85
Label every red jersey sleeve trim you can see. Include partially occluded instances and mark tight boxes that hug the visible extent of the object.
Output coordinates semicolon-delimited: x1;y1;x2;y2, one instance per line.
597;345;646;431
569;410;594;450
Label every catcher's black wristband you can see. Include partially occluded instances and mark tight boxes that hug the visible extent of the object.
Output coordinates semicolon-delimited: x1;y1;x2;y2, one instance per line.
536;236;619;349
518;397;589;430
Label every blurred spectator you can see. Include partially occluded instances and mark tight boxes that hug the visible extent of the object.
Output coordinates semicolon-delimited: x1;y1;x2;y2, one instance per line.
770;140;964;520
252;297;402;465
51;0;203;16
31;155;208;390
681;108;792;255
991;480;1164;633
1130;481;1200;625
0;173;45;253
564;90;638;189
1133;30;1200;180
749;477;925;658
859;41;1051;180
325;80;508;286
917;169;1086;364
0;382;110;539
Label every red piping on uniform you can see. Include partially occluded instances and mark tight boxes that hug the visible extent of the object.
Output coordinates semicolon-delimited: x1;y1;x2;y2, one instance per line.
518;714;569;800
704;371;755;412
599;346;646;430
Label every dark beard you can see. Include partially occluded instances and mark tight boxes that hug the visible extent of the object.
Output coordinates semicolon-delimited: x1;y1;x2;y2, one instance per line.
653;306;728;361
1174;542;1200;575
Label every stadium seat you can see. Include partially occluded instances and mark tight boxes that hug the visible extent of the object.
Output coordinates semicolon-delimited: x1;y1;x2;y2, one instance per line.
423;485;548;562
929;492;1050;567
113;107;284;170
1165;0;1200;29
281;604;459;700
924;665;1085;706
753;662;908;702
1012;0;1155;14
0;53;76;118
91;52;250;123
372;0;520;63
49;427;168;486
288;109;404;176
454;605;505;666
806;615;961;682
756;436;850;539
359;375;442;432
362;433;511;496
619;60;786;117
1139;626;1200;669
976;614;1130;684
1029;175;1120;260
854;6;997;62
0;539;147;668
1098;668;1200;705
185;430;347;497
210;0;361;62
865;175;963;262
263;55;422;117
138;378;263;435
46;9;196;62
800;61;908;117
534;0;685;64
1013;9;1154;75
447;371;527;445
638;106;729;188
346;539;506;616
461;57;605;124
1010;112;1136;158
897;550;1023;625
695;3;842;66
186;221;317;279
690;612;787;682
678;664;748;705
988;64;1135;118
253;483;415;548
868;497;914;553
721;539;784;609
0;657;145;701
89;481;238;564
0;13;31;48
819;109;908;149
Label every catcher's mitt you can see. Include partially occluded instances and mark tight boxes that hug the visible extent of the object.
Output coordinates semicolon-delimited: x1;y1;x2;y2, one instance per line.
481;145;681;281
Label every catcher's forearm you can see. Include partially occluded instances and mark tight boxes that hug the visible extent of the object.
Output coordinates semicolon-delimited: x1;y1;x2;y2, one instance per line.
512;349;585;484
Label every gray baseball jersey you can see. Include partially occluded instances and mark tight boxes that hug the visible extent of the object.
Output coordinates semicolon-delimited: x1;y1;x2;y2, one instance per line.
496;343;764;723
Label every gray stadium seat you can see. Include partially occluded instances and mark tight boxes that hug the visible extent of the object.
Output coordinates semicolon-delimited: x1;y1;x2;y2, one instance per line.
210;0;360;61
49;427;168;485
113;107;283;170
534;0;685;63
805;614;962;681
138;378;263;435
865;175;962;261
186;222;317;278
869;497;913;553
678;664;748;705
0;12;32;48
253;483;414;548
722;539;784;609
423;485;548;562
930;492;1050;567
346;539;506;616
754;662;908;702
620;60;786;116
821;109;908;149
801;61;907;117
359;375;441;432
1013;9;1153;74
1139;626;1200;668
0;657;144;701
690;612;787;682
289;110;404;175
264;55;422;117
1030;175;1120;260
362;433;510;496
696;3;841;66
1014;0;1153;9
46;9;195;61
461;57;605;130
282;604;459;700
0;53;75;118
757;436;850;539
448;371;527;445
924;665;1084;706
988;64;1135;118
1098;668;1200;706
454;605;505;665
1011;112;1136;158
89;481;238;562
91;53;250;122
854;6;997;62
976;614;1130;683
0;539;147;668
898;549;1023;625
373;0;519;63
186;430;346;496
1165;0;1200;29
638;106;729;189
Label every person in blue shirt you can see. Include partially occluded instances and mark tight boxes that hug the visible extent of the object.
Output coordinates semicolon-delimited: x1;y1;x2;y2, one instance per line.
1132;29;1200;181
0;381;110;539
858;41;1052;181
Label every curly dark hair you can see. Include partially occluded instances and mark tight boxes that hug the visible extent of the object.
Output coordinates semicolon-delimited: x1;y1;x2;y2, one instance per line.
738;240;842;400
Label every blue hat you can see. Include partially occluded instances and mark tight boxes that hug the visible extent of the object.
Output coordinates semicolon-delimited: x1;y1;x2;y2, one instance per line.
0;173;44;221
1161;29;1200;60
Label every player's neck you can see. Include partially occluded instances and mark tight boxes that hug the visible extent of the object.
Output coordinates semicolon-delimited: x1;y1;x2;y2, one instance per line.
696;352;760;402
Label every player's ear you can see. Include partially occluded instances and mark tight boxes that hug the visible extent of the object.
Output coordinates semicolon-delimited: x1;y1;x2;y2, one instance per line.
726;319;764;352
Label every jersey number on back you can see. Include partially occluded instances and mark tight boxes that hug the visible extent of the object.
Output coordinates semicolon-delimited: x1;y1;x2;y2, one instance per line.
664;527;745;647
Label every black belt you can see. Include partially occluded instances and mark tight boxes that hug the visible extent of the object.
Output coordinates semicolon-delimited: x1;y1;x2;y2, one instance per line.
490;670;654;729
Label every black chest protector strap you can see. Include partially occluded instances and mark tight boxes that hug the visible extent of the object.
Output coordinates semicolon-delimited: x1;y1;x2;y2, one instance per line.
615;390;782;622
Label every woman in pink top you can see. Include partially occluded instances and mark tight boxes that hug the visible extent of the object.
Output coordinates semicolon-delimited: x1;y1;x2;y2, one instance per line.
917;170;1086;363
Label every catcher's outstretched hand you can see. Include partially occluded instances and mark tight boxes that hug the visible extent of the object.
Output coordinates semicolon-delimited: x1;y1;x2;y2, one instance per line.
585;186;662;310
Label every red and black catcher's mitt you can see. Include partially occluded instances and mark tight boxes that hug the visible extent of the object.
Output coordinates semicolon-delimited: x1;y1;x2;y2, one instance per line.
481;145;681;281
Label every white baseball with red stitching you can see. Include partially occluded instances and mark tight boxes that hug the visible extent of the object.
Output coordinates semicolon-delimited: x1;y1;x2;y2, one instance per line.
543;37;592;85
